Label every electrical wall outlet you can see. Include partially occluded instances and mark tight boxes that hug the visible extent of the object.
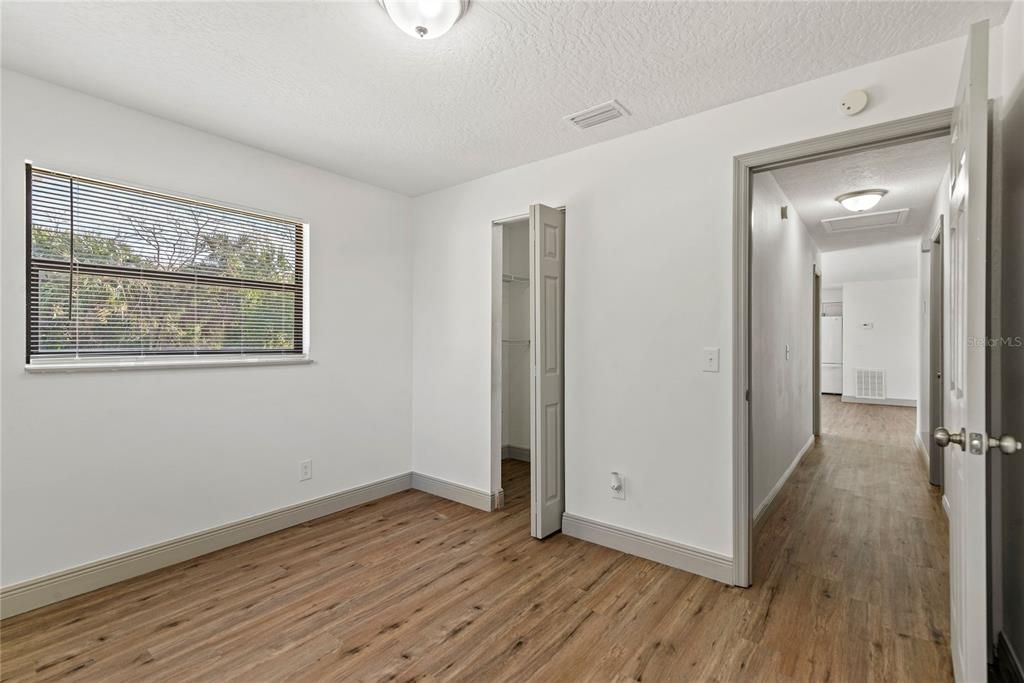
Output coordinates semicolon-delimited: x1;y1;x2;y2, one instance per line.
610;472;625;500
300;459;312;481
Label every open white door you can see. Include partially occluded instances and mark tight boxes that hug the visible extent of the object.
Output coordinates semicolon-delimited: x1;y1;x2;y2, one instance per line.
529;204;565;538
937;20;989;683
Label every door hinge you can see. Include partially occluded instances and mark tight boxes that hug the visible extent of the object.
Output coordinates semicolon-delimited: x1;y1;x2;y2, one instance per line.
745;389;750;402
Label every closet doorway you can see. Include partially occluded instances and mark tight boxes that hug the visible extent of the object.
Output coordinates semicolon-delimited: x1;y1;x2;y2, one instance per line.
490;205;565;539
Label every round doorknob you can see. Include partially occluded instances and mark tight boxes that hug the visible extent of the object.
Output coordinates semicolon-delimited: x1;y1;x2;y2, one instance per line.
988;434;1023;454
934;427;965;449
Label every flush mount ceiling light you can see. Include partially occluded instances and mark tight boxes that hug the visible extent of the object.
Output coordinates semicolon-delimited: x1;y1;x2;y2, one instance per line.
835;189;888;212
378;0;469;39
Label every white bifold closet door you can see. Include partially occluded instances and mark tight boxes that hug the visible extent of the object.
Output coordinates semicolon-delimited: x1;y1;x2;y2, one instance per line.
530;204;565;539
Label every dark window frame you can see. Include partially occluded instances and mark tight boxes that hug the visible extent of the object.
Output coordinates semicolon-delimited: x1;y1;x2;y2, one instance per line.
25;163;306;364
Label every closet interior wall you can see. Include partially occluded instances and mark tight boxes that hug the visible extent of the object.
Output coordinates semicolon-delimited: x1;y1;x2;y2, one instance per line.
501;221;530;460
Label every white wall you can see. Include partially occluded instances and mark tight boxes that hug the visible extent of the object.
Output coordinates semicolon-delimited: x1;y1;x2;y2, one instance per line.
820;240;921;287
410;35;975;558
822;287;843;303
750;173;818;516
820;241;921;404
0;72;414;586
500;223;530;450
841;279;919;402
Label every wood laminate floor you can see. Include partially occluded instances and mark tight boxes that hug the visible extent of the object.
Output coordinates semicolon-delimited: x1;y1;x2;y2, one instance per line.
1;396;949;681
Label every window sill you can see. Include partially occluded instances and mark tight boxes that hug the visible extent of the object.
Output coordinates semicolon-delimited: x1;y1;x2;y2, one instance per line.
25;355;313;373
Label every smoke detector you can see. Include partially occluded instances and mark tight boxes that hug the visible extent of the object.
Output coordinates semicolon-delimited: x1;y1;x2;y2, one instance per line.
840;90;869;116
565;100;630;130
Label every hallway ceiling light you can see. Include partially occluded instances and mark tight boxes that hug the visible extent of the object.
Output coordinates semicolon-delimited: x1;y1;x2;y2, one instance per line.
835;189;887;212
379;0;468;39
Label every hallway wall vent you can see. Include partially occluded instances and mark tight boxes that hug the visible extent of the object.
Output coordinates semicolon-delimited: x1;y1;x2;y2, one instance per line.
822;208;909;233
855;368;886;400
564;100;630;130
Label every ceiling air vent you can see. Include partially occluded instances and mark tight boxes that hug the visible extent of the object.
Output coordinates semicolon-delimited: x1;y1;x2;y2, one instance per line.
565;100;630;130
822;208;910;233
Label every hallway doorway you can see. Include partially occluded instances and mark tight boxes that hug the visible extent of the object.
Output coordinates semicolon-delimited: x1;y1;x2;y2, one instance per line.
747;129;951;548
734;103;961;676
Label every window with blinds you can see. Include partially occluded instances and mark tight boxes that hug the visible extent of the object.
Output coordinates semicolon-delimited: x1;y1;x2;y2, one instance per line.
26;165;305;364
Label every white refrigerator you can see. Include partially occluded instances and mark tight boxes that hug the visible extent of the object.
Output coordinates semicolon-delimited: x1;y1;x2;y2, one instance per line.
820;316;843;395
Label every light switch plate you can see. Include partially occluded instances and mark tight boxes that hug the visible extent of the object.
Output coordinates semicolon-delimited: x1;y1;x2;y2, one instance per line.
703;347;720;373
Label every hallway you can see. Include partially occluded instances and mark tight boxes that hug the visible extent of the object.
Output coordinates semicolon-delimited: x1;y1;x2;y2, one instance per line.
752;395;951;679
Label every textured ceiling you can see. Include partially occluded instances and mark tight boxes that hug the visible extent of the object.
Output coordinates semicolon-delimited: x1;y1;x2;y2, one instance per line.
769;136;950;252
1;1;1011;196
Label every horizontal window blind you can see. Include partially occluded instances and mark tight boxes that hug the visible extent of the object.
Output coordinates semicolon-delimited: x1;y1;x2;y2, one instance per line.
26;166;305;362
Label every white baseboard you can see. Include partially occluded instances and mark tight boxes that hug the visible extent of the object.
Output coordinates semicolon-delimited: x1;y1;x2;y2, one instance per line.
411;472;496;512
914;432;930;470
841;395;916;407
561;513;733;584
501;445;530;462
754;435;815;524
1;470;504;619
0;471;414;619
10;471;734;620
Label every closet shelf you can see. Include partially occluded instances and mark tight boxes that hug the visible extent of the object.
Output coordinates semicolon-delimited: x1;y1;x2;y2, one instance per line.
502;274;529;284
502;339;530;345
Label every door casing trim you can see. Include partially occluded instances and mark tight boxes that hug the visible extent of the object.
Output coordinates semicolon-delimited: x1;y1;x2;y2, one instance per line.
731;108;953;587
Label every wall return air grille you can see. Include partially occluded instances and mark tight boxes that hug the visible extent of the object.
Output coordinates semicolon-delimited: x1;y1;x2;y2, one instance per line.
855;368;887;400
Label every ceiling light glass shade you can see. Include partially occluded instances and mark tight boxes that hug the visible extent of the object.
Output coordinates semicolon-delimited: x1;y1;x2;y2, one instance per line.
379;0;468;39
835;189;887;212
